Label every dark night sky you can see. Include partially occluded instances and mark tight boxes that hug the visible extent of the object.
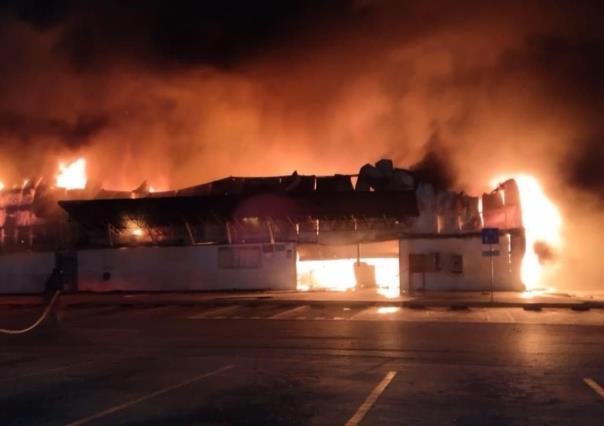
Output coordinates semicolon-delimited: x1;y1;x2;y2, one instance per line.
0;0;604;197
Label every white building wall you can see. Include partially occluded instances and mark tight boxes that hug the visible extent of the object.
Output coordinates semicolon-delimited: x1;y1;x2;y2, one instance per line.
399;235;524;291
78;244;296;292
0;252;55;294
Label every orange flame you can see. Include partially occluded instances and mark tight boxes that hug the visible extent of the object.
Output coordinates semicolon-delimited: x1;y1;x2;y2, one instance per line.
296;257;399;298
56;158;87;190
491;174;562;289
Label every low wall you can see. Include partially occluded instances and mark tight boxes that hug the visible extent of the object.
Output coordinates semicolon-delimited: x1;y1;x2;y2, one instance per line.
0;252;55;294
78;244;296;292
399;235;524;291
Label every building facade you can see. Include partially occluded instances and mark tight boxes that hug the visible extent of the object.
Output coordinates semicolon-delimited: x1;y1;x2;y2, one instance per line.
0;160;525;294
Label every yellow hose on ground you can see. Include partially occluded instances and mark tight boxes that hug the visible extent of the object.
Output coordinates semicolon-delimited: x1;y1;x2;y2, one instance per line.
0;291;61;335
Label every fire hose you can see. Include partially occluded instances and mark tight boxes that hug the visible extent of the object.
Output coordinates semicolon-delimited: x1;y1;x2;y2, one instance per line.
0;290;61;335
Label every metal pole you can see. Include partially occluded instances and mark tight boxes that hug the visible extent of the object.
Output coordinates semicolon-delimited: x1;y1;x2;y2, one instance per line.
225;222;232;245
490;243;494;304
184;221;195;245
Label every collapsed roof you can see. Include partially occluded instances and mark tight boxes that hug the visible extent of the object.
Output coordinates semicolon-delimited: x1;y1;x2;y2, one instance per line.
58;159;523;233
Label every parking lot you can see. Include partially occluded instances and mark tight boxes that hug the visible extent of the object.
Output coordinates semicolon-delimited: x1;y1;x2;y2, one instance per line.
2;302;604;425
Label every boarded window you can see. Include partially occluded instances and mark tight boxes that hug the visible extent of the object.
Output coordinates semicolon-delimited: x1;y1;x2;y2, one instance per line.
450;254;463;274
218;247;261;269
432;253;442;271
409;254;426;272
409;253;442;272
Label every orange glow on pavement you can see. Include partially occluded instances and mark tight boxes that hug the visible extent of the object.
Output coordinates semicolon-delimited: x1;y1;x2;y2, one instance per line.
376;306;400;314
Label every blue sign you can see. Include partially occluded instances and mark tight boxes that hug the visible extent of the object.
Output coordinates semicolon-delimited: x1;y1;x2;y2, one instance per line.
481;228;499;245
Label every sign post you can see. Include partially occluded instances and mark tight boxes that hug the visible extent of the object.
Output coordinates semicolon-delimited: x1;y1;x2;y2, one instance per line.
481;228;500;304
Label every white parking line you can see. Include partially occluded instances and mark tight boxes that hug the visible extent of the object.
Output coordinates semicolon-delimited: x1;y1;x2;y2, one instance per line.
64;365;234;426
268;305;309;319
0;360;94;383
584;378;604;399
345;371;397;426
506;310;516;322
188;305;239;319
349;308;369;320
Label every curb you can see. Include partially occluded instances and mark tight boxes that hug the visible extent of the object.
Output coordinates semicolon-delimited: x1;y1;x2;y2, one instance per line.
1;296;604;310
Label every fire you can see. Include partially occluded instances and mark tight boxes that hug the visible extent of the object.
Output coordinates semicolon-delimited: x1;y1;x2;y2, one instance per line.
56;158;87;190
491;174;562;290
124;219;145;238
131;228;144;237
296;257;399;298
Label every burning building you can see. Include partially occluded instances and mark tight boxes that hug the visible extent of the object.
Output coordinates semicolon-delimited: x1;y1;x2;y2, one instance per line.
0;158;543;296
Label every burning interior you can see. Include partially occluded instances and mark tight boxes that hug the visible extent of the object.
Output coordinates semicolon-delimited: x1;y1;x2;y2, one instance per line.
0;159;562;295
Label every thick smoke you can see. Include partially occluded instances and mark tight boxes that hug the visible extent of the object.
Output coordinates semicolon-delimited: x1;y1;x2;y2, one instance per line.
409;133;456;190
1;0;604;288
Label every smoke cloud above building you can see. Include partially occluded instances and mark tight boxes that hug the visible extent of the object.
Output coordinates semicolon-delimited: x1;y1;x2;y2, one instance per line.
0;0;601;192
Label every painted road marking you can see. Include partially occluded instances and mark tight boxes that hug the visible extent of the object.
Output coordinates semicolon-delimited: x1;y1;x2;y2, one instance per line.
349;309;369;320
0;360;94;383
268;305;309;319
345;371;397;426
584;378;604;399
185;307;604;325
64;365;234;426
506;310;516;322
187;305;239;319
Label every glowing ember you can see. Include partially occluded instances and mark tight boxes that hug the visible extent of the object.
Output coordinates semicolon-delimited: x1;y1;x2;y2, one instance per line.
56;158;87;190
0;181;5;191
491;175;562;290
124;219;145;237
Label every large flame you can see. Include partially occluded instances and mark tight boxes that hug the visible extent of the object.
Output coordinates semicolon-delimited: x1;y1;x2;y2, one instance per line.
56;158;87;190
296;257;399;298
491;174;562;289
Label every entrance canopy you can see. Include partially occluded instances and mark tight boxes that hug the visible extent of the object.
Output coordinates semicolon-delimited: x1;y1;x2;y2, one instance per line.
60;190;418;228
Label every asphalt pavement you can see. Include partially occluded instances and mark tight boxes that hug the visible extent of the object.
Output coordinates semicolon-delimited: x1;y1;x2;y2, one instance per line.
1;302;604;425
3;289;604;310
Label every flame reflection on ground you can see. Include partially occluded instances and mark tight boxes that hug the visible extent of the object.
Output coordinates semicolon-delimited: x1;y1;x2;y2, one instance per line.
376;306;400;314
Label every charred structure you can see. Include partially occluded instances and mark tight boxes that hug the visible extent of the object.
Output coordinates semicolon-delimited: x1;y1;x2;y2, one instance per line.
0;160;525;295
